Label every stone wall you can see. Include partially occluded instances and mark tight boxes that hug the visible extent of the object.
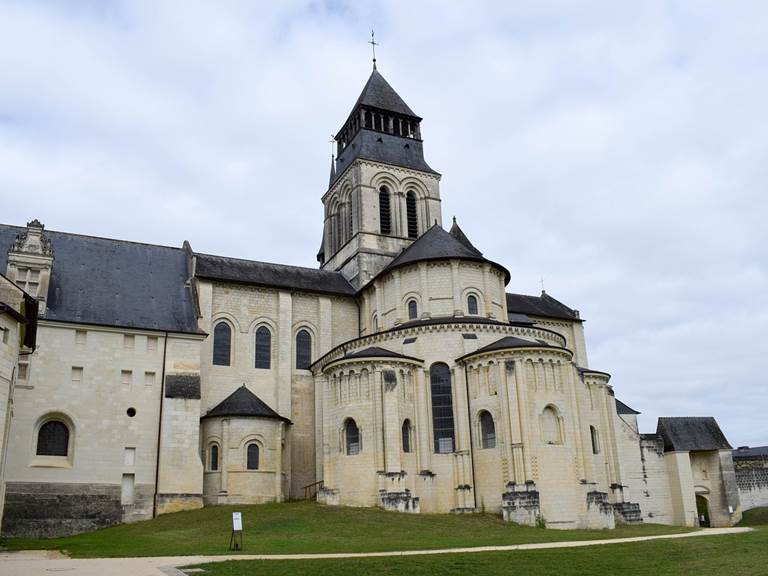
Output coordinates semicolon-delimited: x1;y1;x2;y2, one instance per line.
735;456;768;510
2;482;122;537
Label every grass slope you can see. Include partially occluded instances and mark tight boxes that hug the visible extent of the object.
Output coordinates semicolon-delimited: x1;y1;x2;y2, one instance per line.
190;508;768;576
4;500;690;558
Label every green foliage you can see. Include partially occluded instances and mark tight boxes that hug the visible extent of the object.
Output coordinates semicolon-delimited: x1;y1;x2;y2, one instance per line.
535;515;547;529
5;501;690;558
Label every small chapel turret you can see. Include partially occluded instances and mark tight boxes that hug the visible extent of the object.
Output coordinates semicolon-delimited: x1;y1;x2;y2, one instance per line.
318;65;443;288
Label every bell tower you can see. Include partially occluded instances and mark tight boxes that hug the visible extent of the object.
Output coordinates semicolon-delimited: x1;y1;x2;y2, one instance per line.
317;65;442;288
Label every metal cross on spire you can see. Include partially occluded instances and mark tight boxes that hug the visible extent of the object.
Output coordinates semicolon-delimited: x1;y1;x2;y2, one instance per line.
369;29;378;70
329;135;336;158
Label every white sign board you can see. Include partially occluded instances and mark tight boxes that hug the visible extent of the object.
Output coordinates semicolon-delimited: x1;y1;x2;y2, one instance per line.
232;512;242;532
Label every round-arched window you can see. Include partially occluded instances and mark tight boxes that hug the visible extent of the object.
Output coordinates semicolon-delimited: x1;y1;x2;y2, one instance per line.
467;294;479;315
36;420;69;456
407;299;418;320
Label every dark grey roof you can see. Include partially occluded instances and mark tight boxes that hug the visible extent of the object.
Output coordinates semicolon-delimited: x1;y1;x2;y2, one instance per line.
195;253;355;296
343;346;420;361
0;224;201;334
202;385;290;422
379;224;511;283
351;69;419;118
506;292;581;322
331;128;438;186
460;335;559;360
448;217;480;252
615;399;641;415
508;312;535;325
656;417;732;452
732;446;768;459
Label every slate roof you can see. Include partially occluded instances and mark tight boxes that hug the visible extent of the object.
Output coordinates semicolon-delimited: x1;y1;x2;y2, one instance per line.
195;253;355;296
332;129;438;186
349;68;419;120
615;399;641;415
202;385;290;422
656;417;732;452
0;224;201;334
460;335;559;360
448;217;480;252
342;346;420;361
733;446;768;459
379;224;511;283
506;292;581;322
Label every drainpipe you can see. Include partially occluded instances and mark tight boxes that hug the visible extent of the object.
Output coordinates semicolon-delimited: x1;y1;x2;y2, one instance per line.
152;331;169;518
464;363;478;510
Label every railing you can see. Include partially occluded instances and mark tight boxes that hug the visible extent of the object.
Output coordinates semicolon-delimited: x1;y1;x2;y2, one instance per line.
303;480;324;501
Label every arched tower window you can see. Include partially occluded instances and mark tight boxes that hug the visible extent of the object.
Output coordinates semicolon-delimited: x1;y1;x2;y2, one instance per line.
402;419;412;453
209;444;219;471
212;322;232;366
246;443;260;470
296;329;312;370
430;363;455;454
255;326;271;369
542;405;562;445
407;299;418;320
379;186;392;235
346;200;353;240
590;426;600;454
36;420;69;456
467;295;479;315
345;418;361;455
406;191;418;238
479;411;496;449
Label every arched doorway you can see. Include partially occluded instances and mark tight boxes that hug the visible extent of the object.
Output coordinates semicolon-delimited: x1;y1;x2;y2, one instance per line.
696;494;710;527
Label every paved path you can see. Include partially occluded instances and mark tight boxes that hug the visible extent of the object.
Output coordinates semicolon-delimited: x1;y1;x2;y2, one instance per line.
0;527;752;576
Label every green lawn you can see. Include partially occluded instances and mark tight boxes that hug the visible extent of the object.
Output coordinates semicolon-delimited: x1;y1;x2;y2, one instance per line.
187;508;768;576
4;500;691;558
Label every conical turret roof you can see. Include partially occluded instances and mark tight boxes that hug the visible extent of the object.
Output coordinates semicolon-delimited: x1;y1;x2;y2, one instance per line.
202;385;291;422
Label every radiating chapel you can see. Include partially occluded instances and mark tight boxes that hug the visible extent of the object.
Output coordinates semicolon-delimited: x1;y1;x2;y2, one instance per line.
0;64;743;537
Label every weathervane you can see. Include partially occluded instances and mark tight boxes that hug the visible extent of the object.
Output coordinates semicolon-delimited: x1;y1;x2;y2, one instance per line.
369;29;378;70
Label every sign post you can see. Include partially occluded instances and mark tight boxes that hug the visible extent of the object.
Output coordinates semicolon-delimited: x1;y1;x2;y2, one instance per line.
229;511;243;551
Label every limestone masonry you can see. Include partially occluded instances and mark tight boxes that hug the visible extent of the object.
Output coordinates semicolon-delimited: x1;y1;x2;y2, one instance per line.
0;67;749;537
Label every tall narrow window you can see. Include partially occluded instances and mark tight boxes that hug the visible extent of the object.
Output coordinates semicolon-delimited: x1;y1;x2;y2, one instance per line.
345;418;361;455
590;426;600;454
407;299;418;320
209;444;219;471
296;329;312;370
246;443;260;470
467;295;479;315
402;419;412;453
213;322;232;366
36;420;69;456
379;186;392;235
430;363;455;453
480;411;496;449
346;201;353;240
255;326;271;369
406;191;418;238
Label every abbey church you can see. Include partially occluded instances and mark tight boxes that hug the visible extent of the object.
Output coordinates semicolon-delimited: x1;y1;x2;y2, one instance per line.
0;65;743;537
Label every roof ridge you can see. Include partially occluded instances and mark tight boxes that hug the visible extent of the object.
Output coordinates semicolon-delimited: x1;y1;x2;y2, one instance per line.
0;222;185;252
196;252;350;276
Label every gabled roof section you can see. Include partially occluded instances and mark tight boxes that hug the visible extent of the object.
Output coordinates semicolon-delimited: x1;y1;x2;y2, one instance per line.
733;446;768;459
458;335;567;362
202;385;290;422
615;399;641;415
379;224;510;283
350;69;419;119
0;224;201;334
506;291;581;322
195;253;355;297
656;417;732;452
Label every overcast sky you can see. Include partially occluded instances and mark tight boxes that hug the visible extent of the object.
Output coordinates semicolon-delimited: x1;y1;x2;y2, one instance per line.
1;1;766;446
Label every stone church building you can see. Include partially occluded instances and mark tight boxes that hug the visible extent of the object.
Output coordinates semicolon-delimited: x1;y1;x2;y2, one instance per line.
0;66;743;537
